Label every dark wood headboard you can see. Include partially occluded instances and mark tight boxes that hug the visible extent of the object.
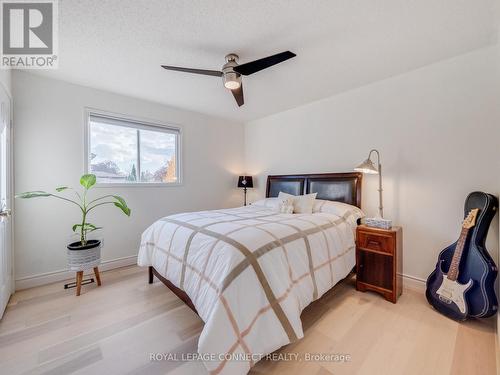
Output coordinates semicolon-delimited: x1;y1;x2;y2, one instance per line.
266;172;362;208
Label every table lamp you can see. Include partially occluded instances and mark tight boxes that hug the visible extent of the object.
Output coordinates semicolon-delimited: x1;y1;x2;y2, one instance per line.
237;176;253;206
354;149;392;228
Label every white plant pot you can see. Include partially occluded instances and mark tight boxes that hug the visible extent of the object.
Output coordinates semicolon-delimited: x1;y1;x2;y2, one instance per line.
67;239;101;271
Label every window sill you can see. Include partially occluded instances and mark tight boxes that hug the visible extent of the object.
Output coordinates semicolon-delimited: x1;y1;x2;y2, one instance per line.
94;182;183;188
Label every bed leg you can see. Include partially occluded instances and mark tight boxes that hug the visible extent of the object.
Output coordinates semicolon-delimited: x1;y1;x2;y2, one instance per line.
148;266;154;284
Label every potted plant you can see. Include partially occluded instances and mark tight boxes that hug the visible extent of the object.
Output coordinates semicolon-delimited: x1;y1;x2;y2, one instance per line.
16;174;131;272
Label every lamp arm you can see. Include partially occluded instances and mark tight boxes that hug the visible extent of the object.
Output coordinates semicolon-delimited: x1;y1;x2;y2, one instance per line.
368;149;383;218
378;164;383;218
367;149;380;165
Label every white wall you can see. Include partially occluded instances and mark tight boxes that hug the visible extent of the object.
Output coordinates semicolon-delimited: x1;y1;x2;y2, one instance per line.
0;70;11;97
11;45;500;292
13;71;244;283
245;46;500;282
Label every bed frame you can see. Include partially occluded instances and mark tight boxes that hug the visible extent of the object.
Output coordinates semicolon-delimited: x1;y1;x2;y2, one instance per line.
266;172;362;208
149;172;362;314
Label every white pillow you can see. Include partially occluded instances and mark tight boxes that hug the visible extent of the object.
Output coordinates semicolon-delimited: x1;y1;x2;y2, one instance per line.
278;192;317;214
313;199;365;220
278;198;294;214
251;198;282;210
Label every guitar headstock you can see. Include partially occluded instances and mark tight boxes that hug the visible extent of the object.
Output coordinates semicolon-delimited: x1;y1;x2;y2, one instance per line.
462;208;479;229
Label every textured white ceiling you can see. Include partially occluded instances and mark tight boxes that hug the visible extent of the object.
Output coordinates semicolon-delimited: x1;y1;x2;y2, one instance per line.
31;0;498;122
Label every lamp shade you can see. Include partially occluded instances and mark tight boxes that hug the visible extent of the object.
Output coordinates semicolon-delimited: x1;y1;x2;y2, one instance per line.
237;176;253;188
354;158;378;174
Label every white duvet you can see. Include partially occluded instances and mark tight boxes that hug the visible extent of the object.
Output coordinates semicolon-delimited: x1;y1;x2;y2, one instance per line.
138;204;358;374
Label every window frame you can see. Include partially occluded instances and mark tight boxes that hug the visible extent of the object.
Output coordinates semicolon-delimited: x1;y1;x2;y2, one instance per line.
84;108;183;187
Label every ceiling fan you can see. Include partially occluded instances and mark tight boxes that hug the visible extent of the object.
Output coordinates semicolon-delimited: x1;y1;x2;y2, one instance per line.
161;51;296;107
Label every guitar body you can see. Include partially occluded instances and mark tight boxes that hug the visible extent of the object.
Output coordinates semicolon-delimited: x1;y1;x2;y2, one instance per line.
426;192;498;321
426;259;473;320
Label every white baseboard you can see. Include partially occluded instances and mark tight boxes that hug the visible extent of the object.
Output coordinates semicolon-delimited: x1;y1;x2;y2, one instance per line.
15;255;138;291
15;256;427;293
402;273;426;292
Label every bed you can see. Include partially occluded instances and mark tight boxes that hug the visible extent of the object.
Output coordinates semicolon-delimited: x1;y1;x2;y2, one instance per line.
138;172;362;374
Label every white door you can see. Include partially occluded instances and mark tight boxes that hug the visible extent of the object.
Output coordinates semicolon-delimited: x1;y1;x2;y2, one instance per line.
0;85;12;319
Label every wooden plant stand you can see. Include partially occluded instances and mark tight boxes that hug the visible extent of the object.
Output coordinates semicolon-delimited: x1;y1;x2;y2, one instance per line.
70;267;102;296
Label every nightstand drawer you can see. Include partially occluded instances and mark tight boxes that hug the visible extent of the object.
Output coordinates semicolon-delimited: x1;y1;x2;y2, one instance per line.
357;231;394;254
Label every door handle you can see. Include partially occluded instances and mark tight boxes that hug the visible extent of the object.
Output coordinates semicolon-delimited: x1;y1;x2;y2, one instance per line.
0;209;11;217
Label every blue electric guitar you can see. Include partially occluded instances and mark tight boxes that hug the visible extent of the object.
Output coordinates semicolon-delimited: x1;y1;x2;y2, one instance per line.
426;192;498;321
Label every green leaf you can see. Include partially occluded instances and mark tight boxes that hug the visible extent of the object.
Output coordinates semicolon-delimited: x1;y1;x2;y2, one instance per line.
80;174;97;190
73;223;102;233
112;195;126;206
113;195;131;216
83;223;98;230
114;202;131;216
15;191;51;199
55;186;69;192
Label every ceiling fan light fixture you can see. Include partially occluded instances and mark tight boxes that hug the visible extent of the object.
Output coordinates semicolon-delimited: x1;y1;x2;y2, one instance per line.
223;71;241;90
224;80;241;90
161;50;296;107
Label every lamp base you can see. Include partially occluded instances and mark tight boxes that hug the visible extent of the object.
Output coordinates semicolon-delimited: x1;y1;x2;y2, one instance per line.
364;217;392;230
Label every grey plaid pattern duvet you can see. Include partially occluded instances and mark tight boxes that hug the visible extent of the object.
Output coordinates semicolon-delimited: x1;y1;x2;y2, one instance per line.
138;205;357;374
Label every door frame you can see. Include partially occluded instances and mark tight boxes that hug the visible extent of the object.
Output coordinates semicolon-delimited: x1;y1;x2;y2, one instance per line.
0;80;14;298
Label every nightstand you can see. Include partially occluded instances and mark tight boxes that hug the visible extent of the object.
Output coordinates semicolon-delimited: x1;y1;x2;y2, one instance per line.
356;225;403;303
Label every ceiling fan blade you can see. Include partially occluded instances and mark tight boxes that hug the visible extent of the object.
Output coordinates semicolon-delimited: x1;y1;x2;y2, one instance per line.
233;51;296;76
161;65;222;77
231;84;244;107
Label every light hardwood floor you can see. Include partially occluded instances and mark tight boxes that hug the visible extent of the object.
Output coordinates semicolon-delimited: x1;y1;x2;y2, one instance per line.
0;266;496;375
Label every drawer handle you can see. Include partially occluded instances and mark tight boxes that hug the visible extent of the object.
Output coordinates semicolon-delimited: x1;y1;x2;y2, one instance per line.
367;240;381;246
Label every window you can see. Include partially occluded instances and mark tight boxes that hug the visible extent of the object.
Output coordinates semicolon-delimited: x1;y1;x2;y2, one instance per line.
85;111;181;185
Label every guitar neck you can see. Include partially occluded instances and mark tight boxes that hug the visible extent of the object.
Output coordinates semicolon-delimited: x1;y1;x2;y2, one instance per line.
447;227;470;281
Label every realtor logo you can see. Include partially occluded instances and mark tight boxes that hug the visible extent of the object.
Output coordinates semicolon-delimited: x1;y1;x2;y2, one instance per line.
1;0;58;69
